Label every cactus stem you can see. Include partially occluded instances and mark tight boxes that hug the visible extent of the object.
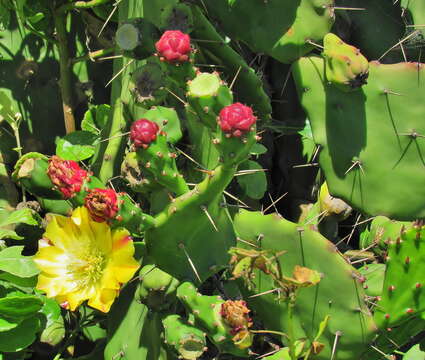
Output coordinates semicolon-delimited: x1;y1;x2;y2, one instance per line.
53;12;76;134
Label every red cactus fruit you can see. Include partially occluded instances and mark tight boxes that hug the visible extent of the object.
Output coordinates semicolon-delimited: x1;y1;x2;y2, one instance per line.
130;119;160;148
155;30;191;63
47;156;88;199
84;188;119;222
218;103;257;137
220;300;253;334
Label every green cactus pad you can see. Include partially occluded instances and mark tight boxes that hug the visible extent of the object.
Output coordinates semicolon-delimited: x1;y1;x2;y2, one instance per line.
134;134;189;196
337;0;405;62
360;216;412;255
142;106;183;144
292;56;425;220
402;0;425;39
233;210;377;360
201;0;335;64
190;5;272;118
374;224;425;328
104;282;168;360
358;263;385;297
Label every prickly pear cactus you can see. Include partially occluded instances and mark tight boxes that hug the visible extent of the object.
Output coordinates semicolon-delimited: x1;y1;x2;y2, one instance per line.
105;283;169;360
374;222;425;327
233;210;377;360
292;55;425;220
177;282;253;356
201;0;335;63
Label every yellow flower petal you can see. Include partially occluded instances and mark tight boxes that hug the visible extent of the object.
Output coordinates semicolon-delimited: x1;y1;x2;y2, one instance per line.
110;231;140;283
34;245;69;276
43;215;75;250
34;207;140;313
37;273;66;297
88;288;119;313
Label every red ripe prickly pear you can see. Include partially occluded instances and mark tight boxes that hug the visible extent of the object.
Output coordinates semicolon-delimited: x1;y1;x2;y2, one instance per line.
130;119;160;148
47;156;88;199
218;103;257;137
84;188;119;222
155;30;191;63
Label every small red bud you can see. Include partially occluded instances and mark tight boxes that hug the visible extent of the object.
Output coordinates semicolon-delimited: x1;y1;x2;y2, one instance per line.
218;103;257;137
47;156;88;199
155;30;191;63
130;119;160;148
84;188;119;222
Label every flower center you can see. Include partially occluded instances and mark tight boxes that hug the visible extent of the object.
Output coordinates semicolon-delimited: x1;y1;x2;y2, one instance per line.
67;251;106;289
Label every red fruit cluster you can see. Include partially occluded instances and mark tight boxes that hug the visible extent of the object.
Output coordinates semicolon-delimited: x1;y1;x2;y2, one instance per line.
220;300;253;335
130;119;160;148
84;188;119;222
47;156;88;199
155;30;191;63
218;103;257;137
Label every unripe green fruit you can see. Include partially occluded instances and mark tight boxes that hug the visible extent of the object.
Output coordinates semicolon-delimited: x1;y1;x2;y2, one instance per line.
323;33;369;92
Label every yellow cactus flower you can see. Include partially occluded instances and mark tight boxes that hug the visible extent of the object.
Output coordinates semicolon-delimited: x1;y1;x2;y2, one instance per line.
34;207;140;313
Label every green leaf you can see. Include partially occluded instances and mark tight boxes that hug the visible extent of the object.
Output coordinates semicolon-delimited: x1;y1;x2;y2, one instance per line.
0;272;37;293
0;317;18;332
0;229;23;240
250;143;267;155
81;104;111;135
0;246;40;277
56;131;99;161
0;208;40;240
0;208;39;227
0;295;43;320
237;160;267;200
0;315;41;352
39;297;61;327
